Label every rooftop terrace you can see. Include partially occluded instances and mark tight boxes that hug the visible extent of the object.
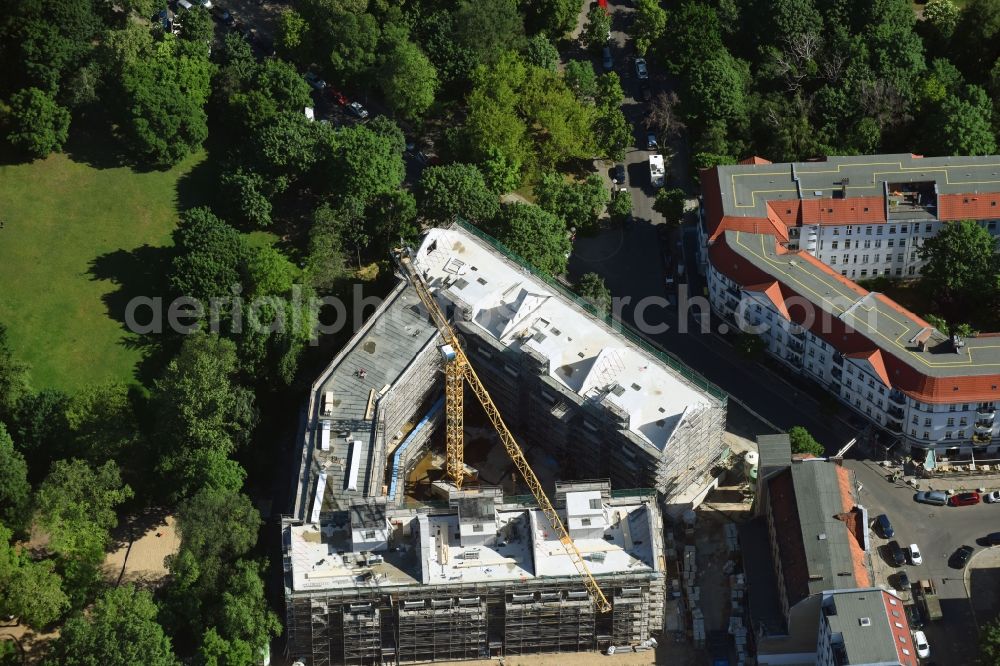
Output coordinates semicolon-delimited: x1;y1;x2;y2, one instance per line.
413;226;722;452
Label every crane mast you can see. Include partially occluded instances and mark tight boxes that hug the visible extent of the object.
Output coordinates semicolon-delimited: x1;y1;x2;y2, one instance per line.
396;250;612;614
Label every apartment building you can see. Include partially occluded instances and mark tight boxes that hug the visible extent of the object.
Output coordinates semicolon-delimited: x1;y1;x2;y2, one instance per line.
816;589;918;666
700;155;1000;456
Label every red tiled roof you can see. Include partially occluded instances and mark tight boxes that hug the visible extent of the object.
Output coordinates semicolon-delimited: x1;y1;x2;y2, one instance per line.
800;196;886;225
745;281;791;320
739;156;773;165
835;466;871;588
937;193;1000;221
710;234;1000;403
845;349;892;387
882;590;918;666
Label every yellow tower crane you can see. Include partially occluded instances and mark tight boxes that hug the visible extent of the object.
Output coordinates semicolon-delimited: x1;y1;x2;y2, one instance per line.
396;249;612;614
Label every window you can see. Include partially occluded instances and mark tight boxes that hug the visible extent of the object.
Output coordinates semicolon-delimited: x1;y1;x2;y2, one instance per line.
864;240;871;249
924;418;931;427
363;530;376;539
923;431;929;439
895;268;902;276
853;255;859;264
912;416;918;425
580;518;591;526
874;254;880;263
888;239;894;247
899;239;906;247
875;239;882;248
833;228;840;235
925;224;933;232
589;498;601;509
876;226;883;235
866;226;872;235
862;255;869;263
860;269;868;277
911;252;917;261
961;417;968;426
830;256;837;265
842;270;848;276
949;405;956;412
897;253;904;262
832;240;839;249
945;431;952;439
846;226;853;235
911;428;917;436
908;266;916;275
900;225;908;233
958;430;965;438
472;523;483;532
947;417;955;426
889;225;896;234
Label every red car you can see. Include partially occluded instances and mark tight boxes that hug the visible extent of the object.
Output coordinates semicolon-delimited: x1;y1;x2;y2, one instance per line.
327;88;347;106
949;491;981;507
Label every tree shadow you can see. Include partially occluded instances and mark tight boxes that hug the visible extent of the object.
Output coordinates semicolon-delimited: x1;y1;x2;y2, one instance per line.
88;244;180;388
62;108;135;171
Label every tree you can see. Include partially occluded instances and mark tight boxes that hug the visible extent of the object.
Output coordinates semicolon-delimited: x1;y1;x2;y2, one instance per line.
0;525;69;629
686;51;751;127
172;487;261;596
923;0;960;40
608;189;632;224
416;164;499;225
324;124;406;204
919;219;999;315
981;616;1000;665
522;34;559;71
0;425;30;534
956;0;1000;76
35;459;133;606
520;67;599;166
494;203;570;275
304;204;348;292
647;91;686;143
453;0;526;68
170;208;252;304
534;171;609;232
788;426;824;456
179;7;214;44
0;324;31;421
153;334;256;496
934;86;997;156
200;559;281;664
564;61;598;102
276;8;308;57
634;0;667;55
654;188;687;224
582;6;611;52
576;273;612;314
64;383;139;469
11;388;71;479
524;0;579;37
220;168;273;229
50;586;177;666
6;87;70;158
379;41;439;121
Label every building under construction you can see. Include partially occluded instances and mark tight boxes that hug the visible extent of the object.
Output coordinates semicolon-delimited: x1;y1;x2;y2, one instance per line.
284;222;728;664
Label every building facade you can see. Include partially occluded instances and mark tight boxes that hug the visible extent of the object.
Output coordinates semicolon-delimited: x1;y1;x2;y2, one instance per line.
700;155;1000;456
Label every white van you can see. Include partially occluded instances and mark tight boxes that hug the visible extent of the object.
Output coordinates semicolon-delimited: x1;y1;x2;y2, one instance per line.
177;0;193;9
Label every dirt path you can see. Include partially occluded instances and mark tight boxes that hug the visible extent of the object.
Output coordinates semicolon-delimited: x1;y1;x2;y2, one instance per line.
102;511;180;588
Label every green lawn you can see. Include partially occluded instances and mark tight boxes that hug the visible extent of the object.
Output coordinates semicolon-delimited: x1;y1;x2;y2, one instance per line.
0;151;205;392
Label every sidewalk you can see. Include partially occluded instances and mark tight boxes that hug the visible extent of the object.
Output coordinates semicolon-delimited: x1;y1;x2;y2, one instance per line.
861;459;1000;493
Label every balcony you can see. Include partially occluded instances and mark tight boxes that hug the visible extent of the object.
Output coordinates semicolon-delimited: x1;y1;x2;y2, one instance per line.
889;390;906;406
973;432;993;444
831;367;843;381
977;407;996;420
975;421;994;434
885;417;903;434
788;341;804;354
887;405;904;420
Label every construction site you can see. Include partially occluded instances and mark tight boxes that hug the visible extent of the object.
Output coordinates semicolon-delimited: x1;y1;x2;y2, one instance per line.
284;222;731;665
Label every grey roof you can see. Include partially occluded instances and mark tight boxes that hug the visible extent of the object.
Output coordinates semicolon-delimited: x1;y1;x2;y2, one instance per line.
789;461;860;597
293;285;439;519
724;230;1000;378
457;496;496;523
717;153;1000;218
757;433;791;482
823;589;903;664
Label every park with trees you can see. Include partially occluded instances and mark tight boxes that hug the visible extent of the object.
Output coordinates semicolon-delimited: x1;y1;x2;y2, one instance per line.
3;0;1000;661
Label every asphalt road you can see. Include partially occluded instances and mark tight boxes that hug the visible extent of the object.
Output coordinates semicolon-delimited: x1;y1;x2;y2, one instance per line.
846;458;1000;664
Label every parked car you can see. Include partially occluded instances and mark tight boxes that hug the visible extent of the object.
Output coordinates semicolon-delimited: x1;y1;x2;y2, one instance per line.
304;72;326;91
915;490;948;506
874;513;894;538
639;82;651;102
984;490;1000;503
602;46;613;71
950;491;981;507
646;132;658;150
327;88;348;106
893;570;911;591
886;540;905;567
908;543;922;565
950;544;974;568
913;630;930;659
347;101;369;119
985;531;1000;546
905;604;924;629
154;8;172;31
612;163;626;187
634;57;648;80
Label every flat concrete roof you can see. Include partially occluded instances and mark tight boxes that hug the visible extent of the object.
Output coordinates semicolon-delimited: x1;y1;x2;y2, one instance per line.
293;285;439;521
414;226;722;452
824;589;911;665
718;154;1000;218
286;495;659;594
725;230;1000;378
